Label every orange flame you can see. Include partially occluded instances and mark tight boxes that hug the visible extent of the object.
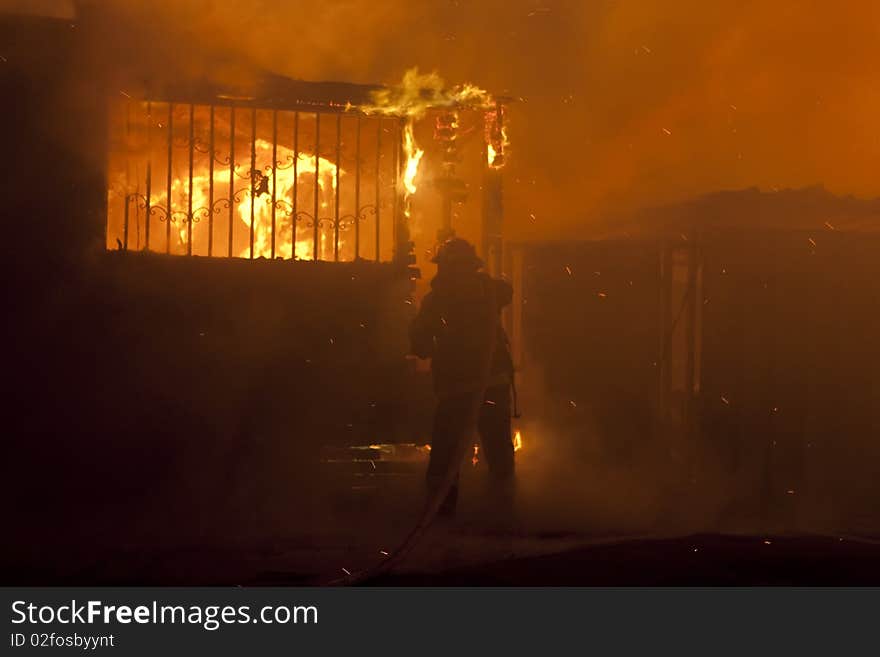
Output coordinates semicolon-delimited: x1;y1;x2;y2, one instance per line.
354;68;500;217
485;108;509;169
401;122;423;214
150;140;340;259
513;430;523;452
486;125;509;169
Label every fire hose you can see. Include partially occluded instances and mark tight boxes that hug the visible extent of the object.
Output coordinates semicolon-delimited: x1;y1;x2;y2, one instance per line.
319;278;500;586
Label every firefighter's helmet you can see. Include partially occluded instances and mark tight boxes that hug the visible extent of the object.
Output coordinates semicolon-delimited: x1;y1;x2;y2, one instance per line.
431;237;483;270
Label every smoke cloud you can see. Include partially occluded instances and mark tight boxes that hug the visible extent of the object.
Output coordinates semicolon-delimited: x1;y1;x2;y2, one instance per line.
98;0;880;241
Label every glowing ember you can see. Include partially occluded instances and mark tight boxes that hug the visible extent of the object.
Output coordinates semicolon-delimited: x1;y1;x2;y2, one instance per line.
472;443;480;466
513;430;523;452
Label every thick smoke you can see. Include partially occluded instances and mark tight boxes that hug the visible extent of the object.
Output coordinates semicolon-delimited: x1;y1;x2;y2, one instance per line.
102;0;880;241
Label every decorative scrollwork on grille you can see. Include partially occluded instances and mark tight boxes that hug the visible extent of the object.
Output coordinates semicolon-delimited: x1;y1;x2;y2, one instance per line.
149;205;169;223
274;199;294;217
231;187;250;204
211;197;231;215
357;204;378;223
169;210;190;225
275;154;295;171
297;211;317;228
192;136;211;155
337;214;357;230
191;206;211;223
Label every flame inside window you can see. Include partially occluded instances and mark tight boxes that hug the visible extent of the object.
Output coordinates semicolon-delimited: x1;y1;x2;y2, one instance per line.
106;101;398;262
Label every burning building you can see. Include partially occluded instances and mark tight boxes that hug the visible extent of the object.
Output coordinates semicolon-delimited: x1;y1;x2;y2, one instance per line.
9;0;880;590
105;69;510;269
2;1;514;547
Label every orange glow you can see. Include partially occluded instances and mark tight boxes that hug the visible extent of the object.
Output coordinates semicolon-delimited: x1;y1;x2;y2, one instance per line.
355;68;501;217
485;108;509;169
115;133;342;259
401;122;423;217
513;430;523;452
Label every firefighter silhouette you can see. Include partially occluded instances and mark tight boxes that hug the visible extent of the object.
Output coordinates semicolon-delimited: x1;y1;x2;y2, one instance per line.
410;237;515;516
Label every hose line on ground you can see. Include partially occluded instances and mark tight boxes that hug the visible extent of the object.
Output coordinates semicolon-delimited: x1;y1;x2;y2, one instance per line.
319;277;500;586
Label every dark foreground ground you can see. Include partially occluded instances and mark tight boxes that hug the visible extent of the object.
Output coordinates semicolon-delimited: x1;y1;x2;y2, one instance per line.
8;438;880;586
372;533;880;586
12;433;880;585
7;532;880;586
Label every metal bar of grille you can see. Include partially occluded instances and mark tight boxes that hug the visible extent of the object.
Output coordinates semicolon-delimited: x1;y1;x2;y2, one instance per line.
187;104;194;256
228;106;235;257
123;102;130;250
249;107;256;259
145;102;152;250
354;114;361;259
392;119;401;261
165;103;173;254
208;105;214;257
375;118;381;261
293;112;299;259
334;113;341;262
123;195;129;251
271;110;277;259
313;112;320;261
